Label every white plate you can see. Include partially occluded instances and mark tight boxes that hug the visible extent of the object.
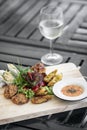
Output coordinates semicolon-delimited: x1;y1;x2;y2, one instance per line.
53;78;87;101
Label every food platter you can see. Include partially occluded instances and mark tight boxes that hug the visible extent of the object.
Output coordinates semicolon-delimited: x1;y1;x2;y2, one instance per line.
53;78;87;101
0;62;87;125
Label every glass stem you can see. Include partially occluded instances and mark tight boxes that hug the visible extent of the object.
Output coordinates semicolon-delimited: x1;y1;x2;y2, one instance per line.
50;40;53;56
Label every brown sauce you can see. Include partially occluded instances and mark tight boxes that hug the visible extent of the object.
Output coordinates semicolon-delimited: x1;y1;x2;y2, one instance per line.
61;85;84;97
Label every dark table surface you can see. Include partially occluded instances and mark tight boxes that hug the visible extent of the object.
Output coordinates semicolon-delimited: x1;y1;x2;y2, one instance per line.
0;0;87;129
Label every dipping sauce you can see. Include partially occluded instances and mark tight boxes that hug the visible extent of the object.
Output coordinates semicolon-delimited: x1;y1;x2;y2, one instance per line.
61;85;84;97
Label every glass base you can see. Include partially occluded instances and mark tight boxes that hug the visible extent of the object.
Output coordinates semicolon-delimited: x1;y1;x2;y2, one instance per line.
41;53;63;65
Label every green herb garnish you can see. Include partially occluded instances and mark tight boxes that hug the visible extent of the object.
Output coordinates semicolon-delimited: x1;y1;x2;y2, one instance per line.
45;86;53;95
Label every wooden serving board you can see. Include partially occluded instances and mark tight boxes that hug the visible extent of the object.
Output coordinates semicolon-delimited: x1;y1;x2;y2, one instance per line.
0;63;87;125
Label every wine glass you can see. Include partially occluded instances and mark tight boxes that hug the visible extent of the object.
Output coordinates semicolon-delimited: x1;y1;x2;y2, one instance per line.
39;5;64;65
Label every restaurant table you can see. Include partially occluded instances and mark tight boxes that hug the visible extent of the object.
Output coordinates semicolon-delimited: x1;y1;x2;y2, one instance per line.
0;0;87;129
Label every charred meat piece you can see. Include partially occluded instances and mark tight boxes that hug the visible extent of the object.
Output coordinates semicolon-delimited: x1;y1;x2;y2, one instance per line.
4;84;18;99
31;95;52;104
11;93;29;105
31;62;46;73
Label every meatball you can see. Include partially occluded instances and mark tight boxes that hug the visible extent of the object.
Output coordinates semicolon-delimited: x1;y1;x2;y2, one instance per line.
11;93;29;105
4;84;18;99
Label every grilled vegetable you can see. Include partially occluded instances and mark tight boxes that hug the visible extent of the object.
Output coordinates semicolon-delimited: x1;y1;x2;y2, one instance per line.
47;73;63;86
44;69;57;83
